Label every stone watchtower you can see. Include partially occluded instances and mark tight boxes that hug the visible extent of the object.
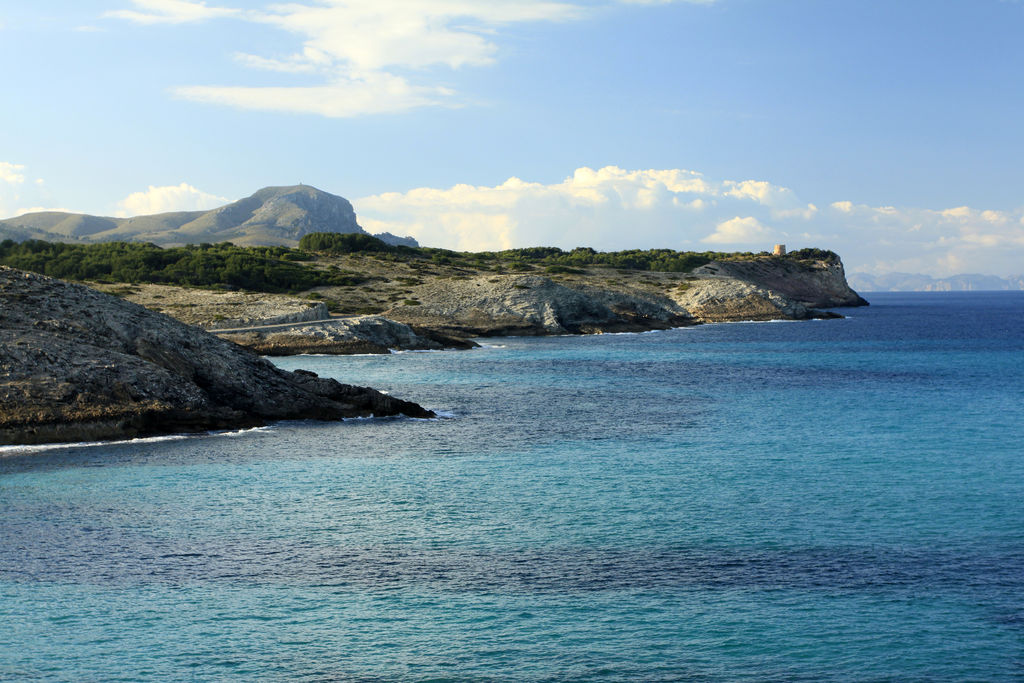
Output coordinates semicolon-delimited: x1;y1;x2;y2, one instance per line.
773;244;786;256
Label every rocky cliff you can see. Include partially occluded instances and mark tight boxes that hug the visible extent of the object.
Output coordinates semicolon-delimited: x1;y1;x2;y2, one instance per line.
693;255;868;308
381;255;863;337
0;267;433;446
60;251;867;353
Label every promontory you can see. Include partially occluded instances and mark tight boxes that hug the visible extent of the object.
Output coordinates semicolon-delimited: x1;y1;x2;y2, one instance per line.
0;266;433;446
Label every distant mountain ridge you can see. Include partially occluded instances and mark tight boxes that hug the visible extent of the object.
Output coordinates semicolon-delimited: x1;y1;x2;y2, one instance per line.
0;184;418;248
849;272;1024;292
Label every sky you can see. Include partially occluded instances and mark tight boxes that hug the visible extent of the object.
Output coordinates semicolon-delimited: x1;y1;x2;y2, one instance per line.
1;0;1023;276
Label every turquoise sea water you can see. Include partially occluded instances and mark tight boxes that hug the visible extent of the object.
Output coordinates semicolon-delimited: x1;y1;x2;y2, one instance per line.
2;292;1023;681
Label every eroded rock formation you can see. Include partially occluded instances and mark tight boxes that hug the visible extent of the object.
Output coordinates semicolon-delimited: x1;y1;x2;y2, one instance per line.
0;267;433;446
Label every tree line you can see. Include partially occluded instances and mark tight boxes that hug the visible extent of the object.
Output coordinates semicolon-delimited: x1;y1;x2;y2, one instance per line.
296;232;836;272
0;235;839;293
0;239;363;293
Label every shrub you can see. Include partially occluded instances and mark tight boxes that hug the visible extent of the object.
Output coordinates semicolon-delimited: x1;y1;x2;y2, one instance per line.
0;239;366;293
545;265;584;274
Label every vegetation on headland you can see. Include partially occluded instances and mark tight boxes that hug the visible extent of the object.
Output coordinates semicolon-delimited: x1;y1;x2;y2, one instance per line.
0;235;839;295
0;239;363;293
298;232;837;271
299;231;730;270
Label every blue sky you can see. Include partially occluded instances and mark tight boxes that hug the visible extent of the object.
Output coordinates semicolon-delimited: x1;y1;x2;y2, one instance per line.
1;0;1023;276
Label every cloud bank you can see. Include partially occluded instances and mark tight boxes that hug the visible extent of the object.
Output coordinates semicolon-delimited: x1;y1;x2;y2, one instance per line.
109;0;714;117
354;166;1024;277
116;182;230;216
7;157;1020;277
0;162;26;185
105;0;240;25
0;162;28;218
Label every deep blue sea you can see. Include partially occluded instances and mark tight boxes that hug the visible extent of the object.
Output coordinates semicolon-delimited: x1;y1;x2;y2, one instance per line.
2;292;1023;681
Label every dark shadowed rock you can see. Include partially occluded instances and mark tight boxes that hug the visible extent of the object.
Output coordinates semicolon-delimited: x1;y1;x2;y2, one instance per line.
0;266;433;446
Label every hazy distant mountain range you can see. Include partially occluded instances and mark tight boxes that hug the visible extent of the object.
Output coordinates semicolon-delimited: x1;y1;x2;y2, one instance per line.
849;272;1024;292
0;185;418;248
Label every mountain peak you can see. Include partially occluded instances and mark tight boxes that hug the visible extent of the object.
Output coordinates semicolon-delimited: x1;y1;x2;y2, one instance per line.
198;184;362;241
0;184;418;248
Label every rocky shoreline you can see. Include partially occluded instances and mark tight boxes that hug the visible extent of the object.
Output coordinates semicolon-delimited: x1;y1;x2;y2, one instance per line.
371;253;864;340
93;253;866;355
1;251;867;446
0;267;433;446
215;316;479;356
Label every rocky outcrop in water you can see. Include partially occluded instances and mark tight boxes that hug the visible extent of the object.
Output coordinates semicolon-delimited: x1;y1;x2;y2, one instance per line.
0;267;433;446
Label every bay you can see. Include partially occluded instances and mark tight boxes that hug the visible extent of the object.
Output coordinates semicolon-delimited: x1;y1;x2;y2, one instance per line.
2;292;1023;681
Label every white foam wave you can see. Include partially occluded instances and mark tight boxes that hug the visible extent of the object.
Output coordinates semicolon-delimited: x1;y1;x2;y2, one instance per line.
709;318;801;325
600;328;674;336
0;426;273;457
391;348;450;354
214;426;275;438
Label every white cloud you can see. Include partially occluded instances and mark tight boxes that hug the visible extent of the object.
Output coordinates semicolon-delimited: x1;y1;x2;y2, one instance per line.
701;216;774;244
14;206;73;216
941;206;972;220
232;51;321;74
0;162;26;184
108;0;715;116
815;199;1024;276
981;210;1010;225
938;206;1012;225
356;165;800;252
174;73;453;118
105;0;239;25
772;203;818;221
116;182;229;216
724;180;778;203
252;1;583;74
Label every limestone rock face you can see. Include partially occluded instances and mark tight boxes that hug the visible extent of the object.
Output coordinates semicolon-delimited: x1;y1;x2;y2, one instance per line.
387;274;695;336
669;277;819;322
241;186;361;239
217;315;475;355
0;266;433;446
694;256;868;308
383;258;862;336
